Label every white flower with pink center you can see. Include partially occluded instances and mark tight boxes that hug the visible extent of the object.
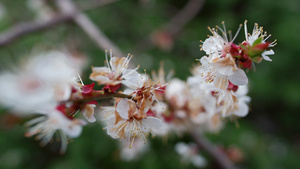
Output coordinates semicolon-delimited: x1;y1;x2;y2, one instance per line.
0;72;54;114
165;78;189;109
90;50;142;89
202;22;242;61
0;51;80;114
124;74;167;115
200;22;248;89
197;56;248;90
25;106;86;153
27;51;80;101
103;98;163;147
188;86;218;125
244;20;276;61
218;83;250;117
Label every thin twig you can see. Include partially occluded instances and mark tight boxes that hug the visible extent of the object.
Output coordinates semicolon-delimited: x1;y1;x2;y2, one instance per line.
0;13;75;46
0;0;120;53
79;0;119;11
134;0;205;53
55;0;124;57
189;130;238;169
166;0;205;36
70;92;132;103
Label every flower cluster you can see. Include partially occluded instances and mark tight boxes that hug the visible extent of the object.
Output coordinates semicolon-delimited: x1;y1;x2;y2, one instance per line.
0;21;276;161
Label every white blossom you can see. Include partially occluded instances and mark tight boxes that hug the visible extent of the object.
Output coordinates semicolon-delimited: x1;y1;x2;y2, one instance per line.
244;20;276;61
165;79;189;109
119;138;149;161
0;51;81;115
81;103;97;123
175;142;207;168
103;98;163;147
25;107;86;153
26;51;80;101
90;50;142;89
0;72;55;114
195;56;248;90
218;85;250;117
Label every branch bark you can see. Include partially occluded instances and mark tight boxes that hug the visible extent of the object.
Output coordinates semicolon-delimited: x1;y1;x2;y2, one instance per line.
79;0;119;11
0;0;123;57
189;130;238;169
0;13;74;46
166;0;205;36
57;0;125;57
70;92;132;104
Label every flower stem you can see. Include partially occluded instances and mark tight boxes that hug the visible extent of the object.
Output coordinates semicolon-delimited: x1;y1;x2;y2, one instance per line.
189;130;238;169
94;93;132;100
71;92;132;104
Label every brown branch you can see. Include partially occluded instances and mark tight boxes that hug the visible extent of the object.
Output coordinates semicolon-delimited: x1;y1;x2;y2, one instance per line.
70;92;132;103
79;0;119;11
0;0;122;55
166;0;205;36
55;0;124;57
0;13;75;46
189;130;238;169
134;0;205;53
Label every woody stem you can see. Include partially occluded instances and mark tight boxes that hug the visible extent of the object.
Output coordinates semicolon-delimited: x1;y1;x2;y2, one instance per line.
71;92;133;104
189;130;238;169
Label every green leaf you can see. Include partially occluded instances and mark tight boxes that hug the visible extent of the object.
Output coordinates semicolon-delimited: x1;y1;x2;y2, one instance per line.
252;37;263;46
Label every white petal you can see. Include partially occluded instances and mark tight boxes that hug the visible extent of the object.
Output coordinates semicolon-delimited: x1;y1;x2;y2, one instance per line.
234;101;249;117
123;88;135;95
82;104;96;123
191;155;207;167
51;109;84;138
109;57;118;72
228;69;248;86
53;83;71;101
93;76;112;84
217;65;234;76
240;95;251;103
214;75;229;90
110;57;127;74
142;117;163;133
235;85;248;96
0;73;55;114
90;67;111;83
262;50;274;61
65;122;83;138
92;67;111;73
262;55;272;61
29;51;77;82
202;36;224;55
175;142;189;155
200;56;210;66
122;69;143;89
192;113;209;124
165;79;188;108
116;98;130;119
107;120;127;139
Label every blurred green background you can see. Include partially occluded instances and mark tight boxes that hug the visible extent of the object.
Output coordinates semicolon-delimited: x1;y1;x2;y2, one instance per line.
0;0;300;168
